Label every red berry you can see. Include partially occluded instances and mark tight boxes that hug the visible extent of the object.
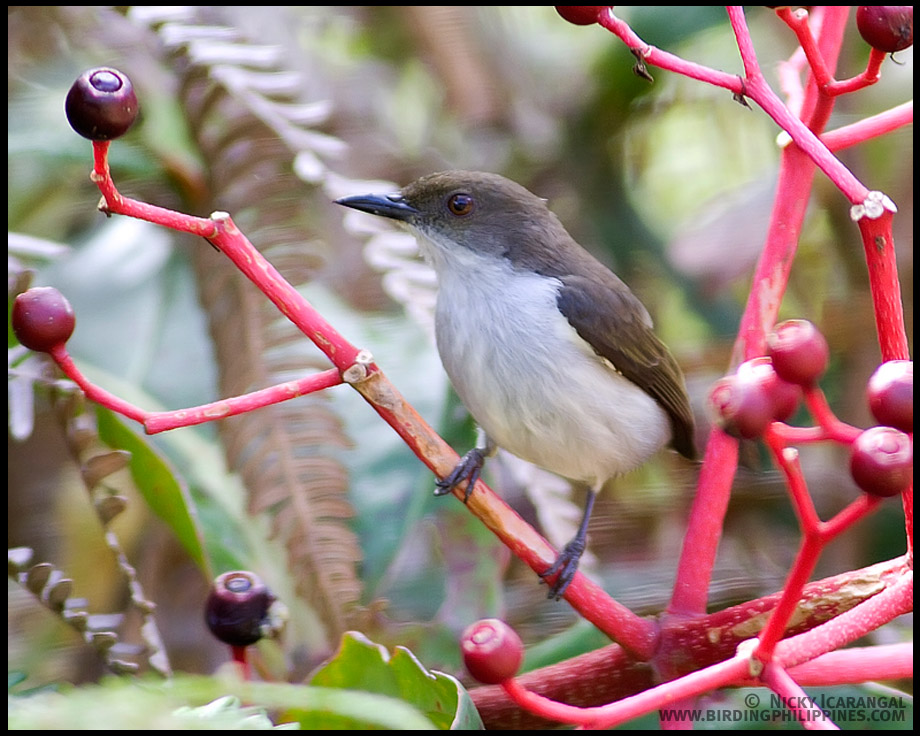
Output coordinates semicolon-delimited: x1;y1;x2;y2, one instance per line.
205;571;275;647
65;67;139;141
850;426;912;498
709;375;772;440
554;6;606;26
766;319;829;386
867;361;912;433
856;6;913;53
709;358;799;440
460;618;523;684
12;287;76;352
737;357;800;422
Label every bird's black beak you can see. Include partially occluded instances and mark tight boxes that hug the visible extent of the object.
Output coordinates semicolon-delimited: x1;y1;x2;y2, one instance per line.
334;192;419;222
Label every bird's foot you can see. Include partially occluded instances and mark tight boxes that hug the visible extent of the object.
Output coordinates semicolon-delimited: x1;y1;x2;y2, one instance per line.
434;447;486;503
539;536;586;600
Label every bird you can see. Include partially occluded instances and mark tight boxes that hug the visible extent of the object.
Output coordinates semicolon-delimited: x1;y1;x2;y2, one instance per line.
336;171;695;598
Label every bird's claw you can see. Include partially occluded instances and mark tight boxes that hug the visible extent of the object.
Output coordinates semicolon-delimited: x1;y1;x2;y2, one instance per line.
540;537;586;600
435;447;485;503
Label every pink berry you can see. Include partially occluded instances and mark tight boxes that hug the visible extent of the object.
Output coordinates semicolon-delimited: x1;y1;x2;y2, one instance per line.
850;426;912;498
856;6;913;53
737;356;800;422
766;320;830;386
709;375;771;440
12;287;76;352
460;618;523;684
709;358;799;440
867;361;912;433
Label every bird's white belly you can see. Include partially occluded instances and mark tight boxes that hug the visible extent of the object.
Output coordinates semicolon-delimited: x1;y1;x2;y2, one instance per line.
433;261;670;488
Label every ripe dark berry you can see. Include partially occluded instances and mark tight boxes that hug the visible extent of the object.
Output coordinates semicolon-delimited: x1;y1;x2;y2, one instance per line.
65;67;139;141
554;7;606;26
867;361;912;433
856;6;913;53
204;571;275;647
12;287;76;352
766;320;829;386
460;618;524;685
850;426;912;498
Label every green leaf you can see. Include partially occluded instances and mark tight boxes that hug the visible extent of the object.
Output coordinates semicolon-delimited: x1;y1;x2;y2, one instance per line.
8;674;438;730
310;631;483;729
95;404;210;575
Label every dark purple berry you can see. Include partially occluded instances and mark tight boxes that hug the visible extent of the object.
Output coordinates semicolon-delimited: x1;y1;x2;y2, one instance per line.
850;426;912;498
766;320;830;386
205;571;275;647
12;287;76;352
460;618;524;684
65;67;139;141
554;7;606;26
867;361;912;433
856;6;913;53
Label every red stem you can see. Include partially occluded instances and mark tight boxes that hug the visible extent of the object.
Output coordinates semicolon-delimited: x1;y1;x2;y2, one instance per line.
755;494;883;662
230;645;250;679
49;343;343;433
780;643;913;685
774;566;913;669
762;663;837;730
822;101;913;152
666;428;737;615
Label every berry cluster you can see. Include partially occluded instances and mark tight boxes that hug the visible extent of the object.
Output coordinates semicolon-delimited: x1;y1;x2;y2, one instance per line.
709;320;912;498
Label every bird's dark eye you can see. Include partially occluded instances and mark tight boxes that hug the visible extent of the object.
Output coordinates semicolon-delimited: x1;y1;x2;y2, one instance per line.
447;192;475;217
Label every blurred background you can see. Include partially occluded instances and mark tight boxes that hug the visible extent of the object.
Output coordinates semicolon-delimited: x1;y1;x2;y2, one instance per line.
8;6;913;688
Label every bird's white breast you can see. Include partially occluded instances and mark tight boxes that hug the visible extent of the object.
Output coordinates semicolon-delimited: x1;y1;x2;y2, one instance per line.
424;240;671;487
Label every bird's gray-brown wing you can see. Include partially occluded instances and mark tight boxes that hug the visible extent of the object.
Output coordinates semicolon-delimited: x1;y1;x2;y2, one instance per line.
556;272;696;460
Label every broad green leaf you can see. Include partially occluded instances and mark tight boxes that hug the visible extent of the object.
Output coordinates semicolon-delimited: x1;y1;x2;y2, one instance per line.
310;631;483;729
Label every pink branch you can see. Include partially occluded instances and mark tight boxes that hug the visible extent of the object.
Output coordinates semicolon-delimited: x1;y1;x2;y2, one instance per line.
822;101;913;152
762;664;838;730
782;644;913;685
666;428;737;615
49;343;343;433
775;565;913;669
500;653;752;730
92;142;363;373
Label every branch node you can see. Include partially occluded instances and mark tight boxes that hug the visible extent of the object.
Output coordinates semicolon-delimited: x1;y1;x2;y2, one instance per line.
736;638;765;677
849;191;898;221
343;349;374;384
630;48;655;83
